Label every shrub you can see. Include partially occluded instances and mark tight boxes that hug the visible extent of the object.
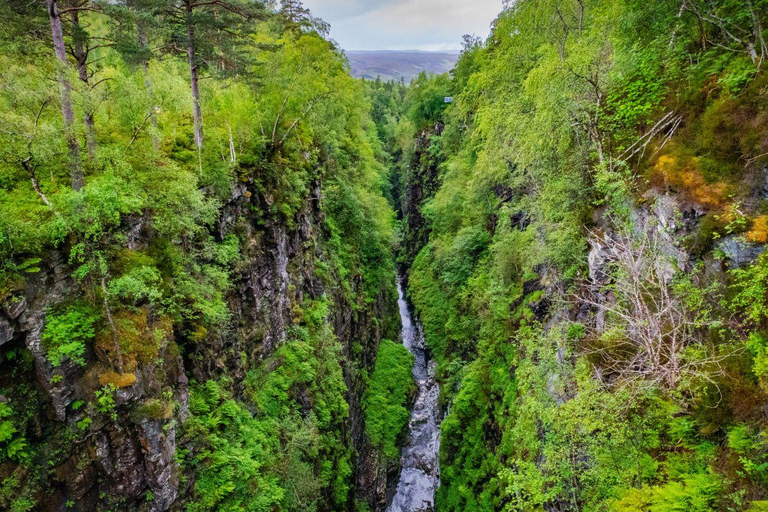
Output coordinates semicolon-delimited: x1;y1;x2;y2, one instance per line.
0;402;27;463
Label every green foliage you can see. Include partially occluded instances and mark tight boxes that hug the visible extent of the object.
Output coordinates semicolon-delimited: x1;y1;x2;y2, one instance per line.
0;402;28;463
41;303;100;367
732;253;768;326
728;425;768;484
404;72;452;128
0;0;403;510
8;0;768;508
184;301;357;512
108;264;163;307
731;254;768;389
95;384;117;421
611;471;725;512
383;1;768;511
246;301;353;511
363;340;414;461
185;379;283;512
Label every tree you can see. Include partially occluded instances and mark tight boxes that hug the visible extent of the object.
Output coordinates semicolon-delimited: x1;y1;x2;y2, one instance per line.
681;0;768;69
46;0;83;189
69;6;109;158
279;0;328;36
583;231;726;390
165;0;266;149
104;0;168;148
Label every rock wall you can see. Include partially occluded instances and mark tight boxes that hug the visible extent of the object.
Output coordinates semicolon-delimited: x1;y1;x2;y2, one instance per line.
399;123;444;275
0;250;186;511
0;177;397;512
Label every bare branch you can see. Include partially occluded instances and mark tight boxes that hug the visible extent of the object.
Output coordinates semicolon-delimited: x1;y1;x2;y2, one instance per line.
581;230;729;390
271;96;289;145
278;100;315;146
126;109;155;149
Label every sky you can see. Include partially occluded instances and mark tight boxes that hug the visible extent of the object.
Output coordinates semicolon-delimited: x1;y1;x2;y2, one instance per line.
301;0;504;52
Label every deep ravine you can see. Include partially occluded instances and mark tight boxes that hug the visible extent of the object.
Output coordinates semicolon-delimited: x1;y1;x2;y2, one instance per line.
388;277;441;512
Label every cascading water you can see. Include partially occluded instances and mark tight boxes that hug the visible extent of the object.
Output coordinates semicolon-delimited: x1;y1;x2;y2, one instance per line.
388;277;441;512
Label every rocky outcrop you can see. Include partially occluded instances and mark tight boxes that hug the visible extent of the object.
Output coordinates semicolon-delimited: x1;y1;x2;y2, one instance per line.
0;251;185;511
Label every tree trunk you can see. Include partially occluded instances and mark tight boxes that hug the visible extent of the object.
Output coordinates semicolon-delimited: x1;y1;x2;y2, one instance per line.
747;0;767;69
72;11;97;158
138;23;160;149
47;0;83;190
185;0;203;149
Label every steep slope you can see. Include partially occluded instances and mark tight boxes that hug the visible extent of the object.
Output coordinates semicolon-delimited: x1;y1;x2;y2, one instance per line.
0;4;404;512
381;1;768;511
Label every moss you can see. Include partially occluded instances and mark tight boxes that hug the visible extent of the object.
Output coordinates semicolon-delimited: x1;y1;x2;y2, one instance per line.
649;152;729;209
363;340;415;462
684;213;724;257
136;398;174;420
112;249;156;275
747;216;768;244
165;341;181;360
98;371;137;389
189;325;208;343
115;308;158;365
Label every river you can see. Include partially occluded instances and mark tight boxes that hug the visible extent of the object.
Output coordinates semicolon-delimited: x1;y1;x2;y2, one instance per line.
387;278;441;512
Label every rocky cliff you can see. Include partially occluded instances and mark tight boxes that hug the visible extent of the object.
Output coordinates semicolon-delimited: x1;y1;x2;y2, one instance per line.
0;176;398;511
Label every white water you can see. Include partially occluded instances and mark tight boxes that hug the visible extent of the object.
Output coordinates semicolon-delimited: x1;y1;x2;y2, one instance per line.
387;278;441;512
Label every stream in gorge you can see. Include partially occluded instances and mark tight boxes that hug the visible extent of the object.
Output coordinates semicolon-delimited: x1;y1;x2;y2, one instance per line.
388;278;441;512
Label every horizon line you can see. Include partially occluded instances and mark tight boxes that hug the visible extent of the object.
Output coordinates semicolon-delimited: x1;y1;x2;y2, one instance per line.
345;49;461;54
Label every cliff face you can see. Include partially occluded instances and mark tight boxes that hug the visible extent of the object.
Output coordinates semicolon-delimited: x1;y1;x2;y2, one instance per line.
0;177;398;512
0;249;186;511
399;122;444;274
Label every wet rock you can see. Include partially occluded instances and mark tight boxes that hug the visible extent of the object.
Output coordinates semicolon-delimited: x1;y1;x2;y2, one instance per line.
138;419;178;512
124;214;148;250
718;235;766;268
3;297;26;319
528;297;550;321
760;166;768;199
0;171;390;512
0;316;13;347
94;425;146;498
587;234;615;284
54;446;99;501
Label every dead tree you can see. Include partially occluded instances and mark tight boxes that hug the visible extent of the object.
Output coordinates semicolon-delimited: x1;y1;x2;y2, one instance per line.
583;231;727;390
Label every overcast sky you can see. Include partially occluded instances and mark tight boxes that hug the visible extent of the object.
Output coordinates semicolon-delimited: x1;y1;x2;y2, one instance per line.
301;0;504;51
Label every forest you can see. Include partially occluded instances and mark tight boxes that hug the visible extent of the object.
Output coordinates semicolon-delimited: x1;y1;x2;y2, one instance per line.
2;0;768;511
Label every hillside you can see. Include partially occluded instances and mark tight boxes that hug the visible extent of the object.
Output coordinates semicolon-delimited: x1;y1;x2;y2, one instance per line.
347;50;458;82
372;2;768;511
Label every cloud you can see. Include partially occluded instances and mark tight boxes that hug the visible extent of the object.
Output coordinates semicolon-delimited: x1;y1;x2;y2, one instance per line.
302;0;502;51
302;0;387;19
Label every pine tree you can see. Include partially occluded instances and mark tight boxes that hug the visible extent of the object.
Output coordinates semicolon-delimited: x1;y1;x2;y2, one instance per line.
279;0;328;36
164;0;266;149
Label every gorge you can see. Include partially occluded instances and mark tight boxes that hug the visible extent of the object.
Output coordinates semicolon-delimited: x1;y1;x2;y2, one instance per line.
4;1;768;511
387;279;440;512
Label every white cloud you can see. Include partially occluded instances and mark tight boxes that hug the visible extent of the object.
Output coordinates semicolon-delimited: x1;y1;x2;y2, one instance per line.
302;0;502;51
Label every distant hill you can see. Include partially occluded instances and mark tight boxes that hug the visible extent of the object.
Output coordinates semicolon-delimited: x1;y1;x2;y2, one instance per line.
346;51;459;82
